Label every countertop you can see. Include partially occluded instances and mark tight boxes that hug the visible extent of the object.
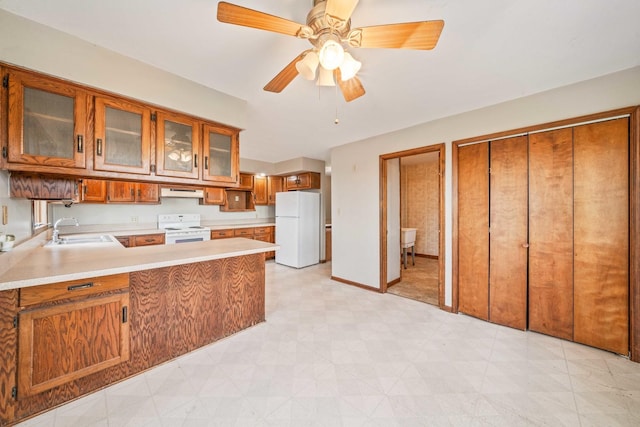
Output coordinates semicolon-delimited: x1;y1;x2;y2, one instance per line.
0;230;278;291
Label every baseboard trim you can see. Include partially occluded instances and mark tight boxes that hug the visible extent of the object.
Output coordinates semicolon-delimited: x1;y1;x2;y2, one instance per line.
416;254;439;260
387;277;401;288
331;276;382;293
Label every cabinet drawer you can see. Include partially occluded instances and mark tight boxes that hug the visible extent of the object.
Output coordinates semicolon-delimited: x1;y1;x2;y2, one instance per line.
133;233;165;246
254;234;271;243
254;226;272;235
20;273;129;307
211;229;234;239
234;228;254;237
115;236;132;247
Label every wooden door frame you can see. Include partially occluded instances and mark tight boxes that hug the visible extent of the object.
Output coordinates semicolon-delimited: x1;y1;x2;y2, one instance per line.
379;144;446;308
452;106;639;361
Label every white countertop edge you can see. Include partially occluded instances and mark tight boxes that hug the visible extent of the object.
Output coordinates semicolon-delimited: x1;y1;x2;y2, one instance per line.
0;237;279;291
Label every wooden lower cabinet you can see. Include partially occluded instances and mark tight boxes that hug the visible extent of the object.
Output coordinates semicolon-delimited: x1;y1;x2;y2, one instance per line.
0;255;266;425
211;226;275;259
17;274;130;397
116;233;165;247
456;116;631;355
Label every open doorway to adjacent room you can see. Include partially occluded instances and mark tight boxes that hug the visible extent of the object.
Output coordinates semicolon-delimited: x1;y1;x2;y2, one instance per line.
379;144;445;306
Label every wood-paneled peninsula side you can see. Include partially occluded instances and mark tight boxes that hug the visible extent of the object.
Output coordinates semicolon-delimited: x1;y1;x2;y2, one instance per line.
0;235;277;426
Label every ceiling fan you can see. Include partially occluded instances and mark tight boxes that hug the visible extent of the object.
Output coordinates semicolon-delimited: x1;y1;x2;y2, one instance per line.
217;0;444;102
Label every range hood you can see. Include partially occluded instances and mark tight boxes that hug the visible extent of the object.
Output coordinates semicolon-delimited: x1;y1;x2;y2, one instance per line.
160;187;204;199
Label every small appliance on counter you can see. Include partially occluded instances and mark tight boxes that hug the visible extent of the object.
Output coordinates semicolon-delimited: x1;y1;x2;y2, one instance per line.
275;191;320;268
158;214;211;244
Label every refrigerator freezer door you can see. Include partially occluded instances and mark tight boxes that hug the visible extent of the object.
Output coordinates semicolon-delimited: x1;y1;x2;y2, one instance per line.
275;191;299;217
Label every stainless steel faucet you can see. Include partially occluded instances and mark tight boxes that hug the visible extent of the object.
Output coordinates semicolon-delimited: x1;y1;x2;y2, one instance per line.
52;217;79;243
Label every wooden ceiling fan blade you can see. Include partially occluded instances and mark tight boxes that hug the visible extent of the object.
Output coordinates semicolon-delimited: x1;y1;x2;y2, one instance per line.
335;69;365;102
325;0;360;22
264;51;309;93
354;20;444;50
217;2;303;37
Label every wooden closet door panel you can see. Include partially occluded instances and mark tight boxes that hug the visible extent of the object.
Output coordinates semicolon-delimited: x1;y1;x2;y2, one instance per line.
528;128;574;340
458;143;490;320
574;118;629;355
489;135;529;330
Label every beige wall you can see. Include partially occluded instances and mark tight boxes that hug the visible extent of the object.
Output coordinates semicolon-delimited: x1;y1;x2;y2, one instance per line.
331;66;640;306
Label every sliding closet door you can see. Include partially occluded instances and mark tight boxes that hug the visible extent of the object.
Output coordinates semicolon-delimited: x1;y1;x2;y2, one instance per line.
489;136;529;330
458;143;489;320
528;128;574;340
574;118;629;355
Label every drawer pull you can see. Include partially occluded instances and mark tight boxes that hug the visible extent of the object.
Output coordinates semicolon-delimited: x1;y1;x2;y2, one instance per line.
67;282;94;291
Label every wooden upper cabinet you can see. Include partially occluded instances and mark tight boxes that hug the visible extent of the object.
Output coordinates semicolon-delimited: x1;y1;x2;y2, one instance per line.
285;172;321;190
201;187;225;205
237;173;254;190
94;96;151;175
267;176;283;205
107;181;159;204
202;124;239;185
155;111;200;179
81;178;107;203
253;175;268;205
7;70;88;168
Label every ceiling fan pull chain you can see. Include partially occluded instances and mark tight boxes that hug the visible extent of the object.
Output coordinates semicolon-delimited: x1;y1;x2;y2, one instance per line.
334;84;340;125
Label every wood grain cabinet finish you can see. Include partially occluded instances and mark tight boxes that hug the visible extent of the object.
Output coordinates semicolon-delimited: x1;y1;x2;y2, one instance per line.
267;176;283;205
253;175;268;205
210;229;234;239
80;179;107;203
202;124;239;185
155;111;200;180
107;181;159;204
285;172;321;191
237;173;254;190
132;233;165;247
2;63;241;189
9;173;79;201
201;187;225;205
17;274;130;397
6;69;88;169
94;96;152;175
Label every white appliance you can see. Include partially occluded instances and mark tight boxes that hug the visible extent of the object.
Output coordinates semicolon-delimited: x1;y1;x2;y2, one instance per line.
275;191;320;268
158;213;211;244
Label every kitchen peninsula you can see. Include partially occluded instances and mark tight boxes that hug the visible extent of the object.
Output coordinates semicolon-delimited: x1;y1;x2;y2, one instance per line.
0;234;277;426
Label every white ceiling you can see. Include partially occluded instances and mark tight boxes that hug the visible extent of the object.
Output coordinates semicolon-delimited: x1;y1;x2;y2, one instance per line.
1;0;639;163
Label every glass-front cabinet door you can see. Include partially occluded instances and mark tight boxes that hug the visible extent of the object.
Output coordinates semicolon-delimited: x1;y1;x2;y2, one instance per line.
7;70;87;168
155;111;200;179
94;97;151;175
202;123;239;185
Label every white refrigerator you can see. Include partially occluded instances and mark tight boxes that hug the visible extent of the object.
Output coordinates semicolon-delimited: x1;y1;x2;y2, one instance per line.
275;191;320;268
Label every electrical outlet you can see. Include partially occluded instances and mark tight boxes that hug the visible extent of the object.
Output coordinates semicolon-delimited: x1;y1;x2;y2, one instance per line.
130;216;138;223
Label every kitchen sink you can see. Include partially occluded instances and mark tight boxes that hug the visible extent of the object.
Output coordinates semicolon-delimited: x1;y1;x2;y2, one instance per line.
45;234;118;247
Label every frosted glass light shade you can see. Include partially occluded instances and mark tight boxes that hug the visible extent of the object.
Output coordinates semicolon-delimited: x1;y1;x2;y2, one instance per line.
339;52;361;81
295;51;319;80
318;39;345;71
316;66;335;86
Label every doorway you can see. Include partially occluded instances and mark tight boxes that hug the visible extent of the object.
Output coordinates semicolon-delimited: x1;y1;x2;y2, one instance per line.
379;144;445;307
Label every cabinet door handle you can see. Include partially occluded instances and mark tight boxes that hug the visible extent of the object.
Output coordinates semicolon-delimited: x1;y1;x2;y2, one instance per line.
130;188;134;197
138;189;141;198
194;153;198;168
96;138;103;156
76;135;84;153
204;156;209;170
67;282;94;291
122;306;128;323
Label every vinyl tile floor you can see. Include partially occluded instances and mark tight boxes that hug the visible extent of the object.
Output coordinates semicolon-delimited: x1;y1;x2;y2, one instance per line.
18;261;640;426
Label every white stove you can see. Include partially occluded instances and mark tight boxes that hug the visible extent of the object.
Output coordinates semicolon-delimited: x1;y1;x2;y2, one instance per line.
158;214;211;244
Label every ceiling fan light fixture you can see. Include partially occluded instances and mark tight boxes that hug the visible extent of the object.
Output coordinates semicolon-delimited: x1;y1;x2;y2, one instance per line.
295;51;319;80
316;65;335;86
339;52;361;80
318;39;345;70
